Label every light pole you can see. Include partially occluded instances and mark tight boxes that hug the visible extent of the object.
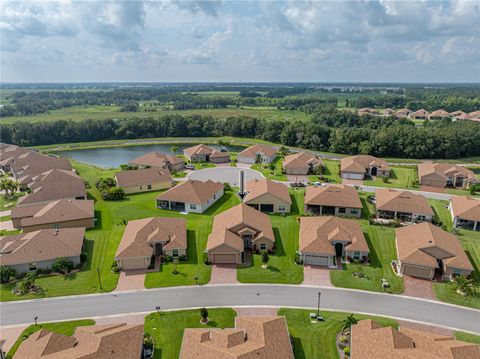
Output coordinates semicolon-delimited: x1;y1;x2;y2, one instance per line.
97;268;102;290
317;292;321;318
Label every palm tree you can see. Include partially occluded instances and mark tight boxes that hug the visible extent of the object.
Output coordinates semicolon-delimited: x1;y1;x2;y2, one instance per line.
278;146;290;157
453;275;477;298
0;179;18;199
340;314;358;331
170;145;179;156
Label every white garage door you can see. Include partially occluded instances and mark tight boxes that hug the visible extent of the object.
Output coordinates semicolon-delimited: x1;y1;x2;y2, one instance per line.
213;254;237;264
119;257;148;270
342;172;364;180
304;254;330;266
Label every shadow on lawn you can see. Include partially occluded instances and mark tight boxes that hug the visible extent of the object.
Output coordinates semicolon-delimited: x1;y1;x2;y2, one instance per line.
273;227;286;257
363;231;381;269
186;229;199;264
291;336;307;359
82;238;95;271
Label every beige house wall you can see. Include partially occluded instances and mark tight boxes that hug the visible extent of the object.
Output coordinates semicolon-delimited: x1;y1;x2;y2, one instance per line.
163;248;187;257
444;266;473;279
245;193;291;213
284;166;309;175
122;180;172;194
419;173;447;188
252;237;275;252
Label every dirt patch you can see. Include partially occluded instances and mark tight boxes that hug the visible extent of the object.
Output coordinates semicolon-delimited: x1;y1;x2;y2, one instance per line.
302;265;333;286
209;264;238;284
403;275;435;300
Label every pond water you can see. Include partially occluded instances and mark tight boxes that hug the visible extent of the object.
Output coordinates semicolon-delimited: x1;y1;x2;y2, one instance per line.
53;143;246;168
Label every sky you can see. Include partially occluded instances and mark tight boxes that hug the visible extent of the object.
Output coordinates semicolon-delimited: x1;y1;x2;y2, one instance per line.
1;0;479;83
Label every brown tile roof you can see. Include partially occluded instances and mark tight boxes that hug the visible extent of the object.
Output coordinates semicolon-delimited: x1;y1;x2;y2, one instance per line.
351;319;480;359
156;180;223;205
383;108;395;115
10;152;72;175
245;178;292;205
237;144;277;159
27;169;81;188
0;146;34;166
305;184;362;209
450;196;480;222
429;109;451;118
455;113;473;121
300;216;369;254
451;110;467;117
341;155;390;174
409;109;429;117
283;152;324;170
11;199;94;227
180;316;294;359
128;151;183;168
207;204;274;251
15;323;144;359
115;168;172;188
17;176;87;206
0;228;85;266
184;144;229;159
469;110;480;118
375;188;433;215
418;163;478;183
396;108;412;116
396;222;473;270
116;217;186;258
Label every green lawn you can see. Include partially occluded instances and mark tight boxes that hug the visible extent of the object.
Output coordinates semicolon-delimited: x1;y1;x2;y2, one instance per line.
429;199;480;309
251;157;287;181
278;308;398;359
321;159;341;184
330;194;404;294
144;308;236;359
193;162;217;170
7;319;95;357
363;166;418;189
455;331;480;345
145;190;240;288
0;215;11;221
0;192;25;211
237;189;304;284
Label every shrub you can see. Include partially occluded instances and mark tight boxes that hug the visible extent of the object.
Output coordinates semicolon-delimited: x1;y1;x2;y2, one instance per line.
432;214;443;227
162;255;173;263
203;252;211;265
52;257;74;273
178;255;187;262
261;251;269;264
95;177;116;191
223;182;232;191
143;333;154;349
200;308;208;320
102;187;125;201
344;347;350;356
0;266;16;284
80;251;87;263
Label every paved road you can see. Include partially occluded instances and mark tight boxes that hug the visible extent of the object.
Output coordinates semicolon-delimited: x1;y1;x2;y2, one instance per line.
1;285;479;333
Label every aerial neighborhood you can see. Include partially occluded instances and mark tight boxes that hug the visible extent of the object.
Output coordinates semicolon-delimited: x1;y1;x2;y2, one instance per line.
0;137;479;358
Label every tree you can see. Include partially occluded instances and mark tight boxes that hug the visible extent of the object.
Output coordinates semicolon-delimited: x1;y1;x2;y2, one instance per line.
200;308;208;322
170;145;179;156
262;251;269;265
453;275;477;298
341;314;358;331
0;179;18;199
17;272;36;295
255;153;262;164
0;266;16;284
52;257;74;273
278;145;290;157
102;187;125;201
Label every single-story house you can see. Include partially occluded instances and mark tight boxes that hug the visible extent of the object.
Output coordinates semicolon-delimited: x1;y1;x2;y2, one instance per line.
408;109;429;120
183;144;230;163
396;108;412;118
304;184;362;218
428;109;451;119
11;199;94;232
375;188;433;223
0;228;85;274
17;173;87;206
340;155;391;179
383;108;395;116
237;144;277;164
449;196;480;231
350;319;480;359
115;168;172;194
128;151;184;172
357;108;378;116
9;151;72;180
450;110;467;119
0;145;35;172
15;323;144;359
454;112;474;121
244;178;291;213
469;110;480;119
299;216;369;267
283;152;324;175
395;222;473;280
180;316;294;359
115;217;187;270
19;168;80;191
156;180;224;213
206;203;275;264
417;162;479;189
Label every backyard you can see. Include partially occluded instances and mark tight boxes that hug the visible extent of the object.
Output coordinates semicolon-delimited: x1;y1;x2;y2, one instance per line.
363;166;418;189
251;156;288;181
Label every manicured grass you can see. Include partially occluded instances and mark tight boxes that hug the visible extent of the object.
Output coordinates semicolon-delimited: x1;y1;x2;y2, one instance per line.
251;157;287;181
0;229;21;236
0;193;24;211
144;308;236;359
429;199;480;309
7;319;95;357
322;159;341;184
0;215;11;221
193;162;217;170
455;331;480;345
278;308;398;359
237;189;305;284
363;166;418;189
145;191;240;288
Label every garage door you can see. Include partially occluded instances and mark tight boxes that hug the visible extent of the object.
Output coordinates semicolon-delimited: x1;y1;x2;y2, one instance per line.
304;254;330;266
119;257;148;270
213;254;237;264
402;264;433;279
342;172;364;180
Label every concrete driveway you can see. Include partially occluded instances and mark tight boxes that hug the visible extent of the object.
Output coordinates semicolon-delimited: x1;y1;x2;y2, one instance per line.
0;220;14;231
187;167;263;186
420;186;445;194
114;269;146;291
403;275;436;300
209;264;238;284
302;265;333;286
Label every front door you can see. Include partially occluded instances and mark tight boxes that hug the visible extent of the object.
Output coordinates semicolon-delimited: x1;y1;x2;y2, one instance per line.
334;242;343;257
154;243;163;256
371;166;378;176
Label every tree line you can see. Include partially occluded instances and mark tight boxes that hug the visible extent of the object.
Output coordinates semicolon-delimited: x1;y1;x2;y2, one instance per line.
1;113;479;159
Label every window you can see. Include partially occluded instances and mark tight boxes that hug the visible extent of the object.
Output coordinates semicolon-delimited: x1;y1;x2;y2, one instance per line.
453;268;462;276
279;205;286;212
259;243;267;250
147;184;152;190
53;223;60;229
339;208;346;213
190;204;197;210
140;186;143;190
29;263;37;271
351;208;358;214
172;249;179;257
353;252;360;260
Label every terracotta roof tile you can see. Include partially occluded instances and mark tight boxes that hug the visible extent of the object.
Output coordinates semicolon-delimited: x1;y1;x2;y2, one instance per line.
128;151;183;168
115;168;172;188
283;152;324;170
305;184;362;209
156;180;223;205
341;155;390;174
237;144;277;159
450;196;480;222
245;178;291;205
376;188;433;215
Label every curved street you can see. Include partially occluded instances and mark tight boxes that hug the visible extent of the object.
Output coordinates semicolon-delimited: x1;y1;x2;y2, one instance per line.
1;284;479;334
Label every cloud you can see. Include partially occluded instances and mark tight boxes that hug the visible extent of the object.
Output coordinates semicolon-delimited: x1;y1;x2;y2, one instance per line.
173;0;222;17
